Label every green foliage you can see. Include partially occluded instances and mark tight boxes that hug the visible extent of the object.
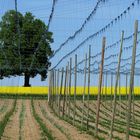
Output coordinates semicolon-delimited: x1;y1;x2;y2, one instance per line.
0;10;53;80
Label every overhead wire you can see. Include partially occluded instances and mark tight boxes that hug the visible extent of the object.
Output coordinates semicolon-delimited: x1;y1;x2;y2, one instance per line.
52;0;139;69
29;0;57;71
49;0;106;59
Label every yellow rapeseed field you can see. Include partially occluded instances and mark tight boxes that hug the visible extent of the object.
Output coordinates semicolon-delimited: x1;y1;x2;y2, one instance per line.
0;86;140;95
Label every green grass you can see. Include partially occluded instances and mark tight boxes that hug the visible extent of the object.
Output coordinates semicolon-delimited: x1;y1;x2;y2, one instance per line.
1;94;140;100
0;102;8;113
0;94;48;99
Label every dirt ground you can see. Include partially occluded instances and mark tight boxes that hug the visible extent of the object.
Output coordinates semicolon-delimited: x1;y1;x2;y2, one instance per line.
1;100;41;140
0;98;140;140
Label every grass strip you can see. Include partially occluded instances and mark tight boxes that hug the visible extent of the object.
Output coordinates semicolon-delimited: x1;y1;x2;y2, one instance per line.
19;100;25;140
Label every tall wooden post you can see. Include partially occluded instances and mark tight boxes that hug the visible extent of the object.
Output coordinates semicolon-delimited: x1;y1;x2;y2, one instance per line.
87;46;91;130
49;70;53;106
126;20;138;140
57;69;60;115
109;31;124;140
105;72;108;105
111;73;113;107
68;58;72;118
132;74;135;122
59;68;64;117
103;72;106;101
53;70;55;109
119;73;121;116
73;54;77;125
126;73;128;100
81;54;87;128
66;63;69;115
95;37;106;135
48;70;51;103
54;70;57;110
50;70;53;108
101;72;104;101
62;66;68;117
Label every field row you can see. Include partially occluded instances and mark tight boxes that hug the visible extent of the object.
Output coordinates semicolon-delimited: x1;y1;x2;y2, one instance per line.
0;98;140;140
51;99;140;140
0;99;95;140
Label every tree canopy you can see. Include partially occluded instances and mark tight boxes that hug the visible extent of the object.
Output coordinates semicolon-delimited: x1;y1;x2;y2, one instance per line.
0;10;53;86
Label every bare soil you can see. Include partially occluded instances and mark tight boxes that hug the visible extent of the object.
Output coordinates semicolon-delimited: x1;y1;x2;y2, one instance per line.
1;100;21;140
1;100;41;140
22;100;41;140
0;99;140;140
36;100;95;140
0;99;14;121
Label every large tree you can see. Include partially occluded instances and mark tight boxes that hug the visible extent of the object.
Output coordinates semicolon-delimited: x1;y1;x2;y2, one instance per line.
0;10;53;86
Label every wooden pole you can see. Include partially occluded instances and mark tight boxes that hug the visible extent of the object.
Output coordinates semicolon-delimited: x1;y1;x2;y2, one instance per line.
101;72;104;101
132;74;135;122
87;46;91;130
126;73;128;100
73;54;77;125
109;31;124;140
52;70;55;108
95;37;106;135
81;53;87;128
119;74;121;116
62;66;68;117
49;71;53;106
57;69;60;115
48;70;51;103
50;70;53;107
125;73;128;122
66;62;69;115
126;20;138;140
54;70;57;110
68;58;72;118
111;73;113;107
59;68;64;117
105;72;108;105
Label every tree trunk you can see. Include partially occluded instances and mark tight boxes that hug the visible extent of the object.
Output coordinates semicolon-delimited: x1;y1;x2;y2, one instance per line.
24;72;31;87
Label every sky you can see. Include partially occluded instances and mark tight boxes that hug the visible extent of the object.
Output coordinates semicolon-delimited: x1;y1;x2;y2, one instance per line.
0;0;140;86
